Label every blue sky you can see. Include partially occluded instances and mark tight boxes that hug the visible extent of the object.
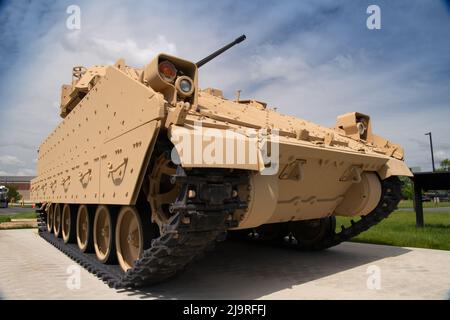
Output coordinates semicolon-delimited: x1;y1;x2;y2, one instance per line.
0;0;449;175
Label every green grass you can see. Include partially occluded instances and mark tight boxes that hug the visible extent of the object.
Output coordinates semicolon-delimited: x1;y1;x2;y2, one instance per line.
398;199;450;208
336;211;450;251
0;211;38;223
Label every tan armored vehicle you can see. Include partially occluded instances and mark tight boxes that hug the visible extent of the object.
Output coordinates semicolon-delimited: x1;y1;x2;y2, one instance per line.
32;35;412;288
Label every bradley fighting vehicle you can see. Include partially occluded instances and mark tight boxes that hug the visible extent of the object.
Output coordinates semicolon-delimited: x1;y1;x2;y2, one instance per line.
32;35;412;288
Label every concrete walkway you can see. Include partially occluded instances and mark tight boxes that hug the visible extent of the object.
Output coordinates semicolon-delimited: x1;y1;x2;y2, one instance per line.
0;229;449;300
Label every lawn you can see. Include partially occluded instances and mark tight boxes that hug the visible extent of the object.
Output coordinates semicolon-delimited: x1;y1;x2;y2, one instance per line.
337;211;450;251
398;199;450;208
0;211;38;223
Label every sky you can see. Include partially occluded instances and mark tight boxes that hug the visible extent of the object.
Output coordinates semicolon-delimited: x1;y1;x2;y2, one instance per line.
0;0;449;176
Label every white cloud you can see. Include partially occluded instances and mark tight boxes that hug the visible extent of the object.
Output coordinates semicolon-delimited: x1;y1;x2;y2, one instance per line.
0;155;25;167
62;32;177;66
0;155;35;176
435;150;450;163
250;48;311;82
16;168;35;176
0;0;449;176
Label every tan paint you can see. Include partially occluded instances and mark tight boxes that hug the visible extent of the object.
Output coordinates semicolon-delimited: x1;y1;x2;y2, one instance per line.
142;54;198;108
93;205;113;263
61;203;73;243
168;124;261;171
115;206;144;272
31;66;165;205
32;52;412;231
76;204;92;252
334;172;382;216
378;157;413;179
237;173;279;229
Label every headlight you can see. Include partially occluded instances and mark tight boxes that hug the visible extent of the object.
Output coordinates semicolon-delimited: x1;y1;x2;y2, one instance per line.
175;76;194;97
356;120;367;137
179;79;191;93
158;60;177;83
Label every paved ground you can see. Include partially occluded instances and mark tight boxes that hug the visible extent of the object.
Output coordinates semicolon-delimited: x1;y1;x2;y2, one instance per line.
0;207;35;216
0;229;449;300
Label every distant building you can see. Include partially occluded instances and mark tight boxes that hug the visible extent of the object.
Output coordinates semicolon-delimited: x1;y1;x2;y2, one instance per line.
0;176;35;201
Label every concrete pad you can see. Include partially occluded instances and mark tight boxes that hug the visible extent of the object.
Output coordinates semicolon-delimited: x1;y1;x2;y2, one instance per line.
0;229;449;300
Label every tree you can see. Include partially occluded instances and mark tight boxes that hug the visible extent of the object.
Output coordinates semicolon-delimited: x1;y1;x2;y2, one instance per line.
5;185;22;202
440;159;450;171
399;176;413;200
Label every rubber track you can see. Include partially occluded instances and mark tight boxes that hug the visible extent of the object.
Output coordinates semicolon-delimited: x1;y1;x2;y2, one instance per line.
38;210;227;288
37;176;401;287
37;170;243;289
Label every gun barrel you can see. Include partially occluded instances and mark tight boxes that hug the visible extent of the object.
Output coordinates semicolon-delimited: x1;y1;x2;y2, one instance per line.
196;35;246;68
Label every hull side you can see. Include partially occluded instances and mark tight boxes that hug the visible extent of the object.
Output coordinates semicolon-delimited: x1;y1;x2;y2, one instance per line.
31;67;165;205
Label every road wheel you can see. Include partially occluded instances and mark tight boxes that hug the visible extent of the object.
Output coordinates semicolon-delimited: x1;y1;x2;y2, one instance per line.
62;204;77;243
115;206;155;272
46;204;54;233
288;217;336;249
149;153;181;227
53;203;62;237
76;205;94;252
93;205;117;264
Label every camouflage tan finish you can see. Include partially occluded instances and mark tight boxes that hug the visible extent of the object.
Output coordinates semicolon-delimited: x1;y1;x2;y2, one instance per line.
31;52;412;231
